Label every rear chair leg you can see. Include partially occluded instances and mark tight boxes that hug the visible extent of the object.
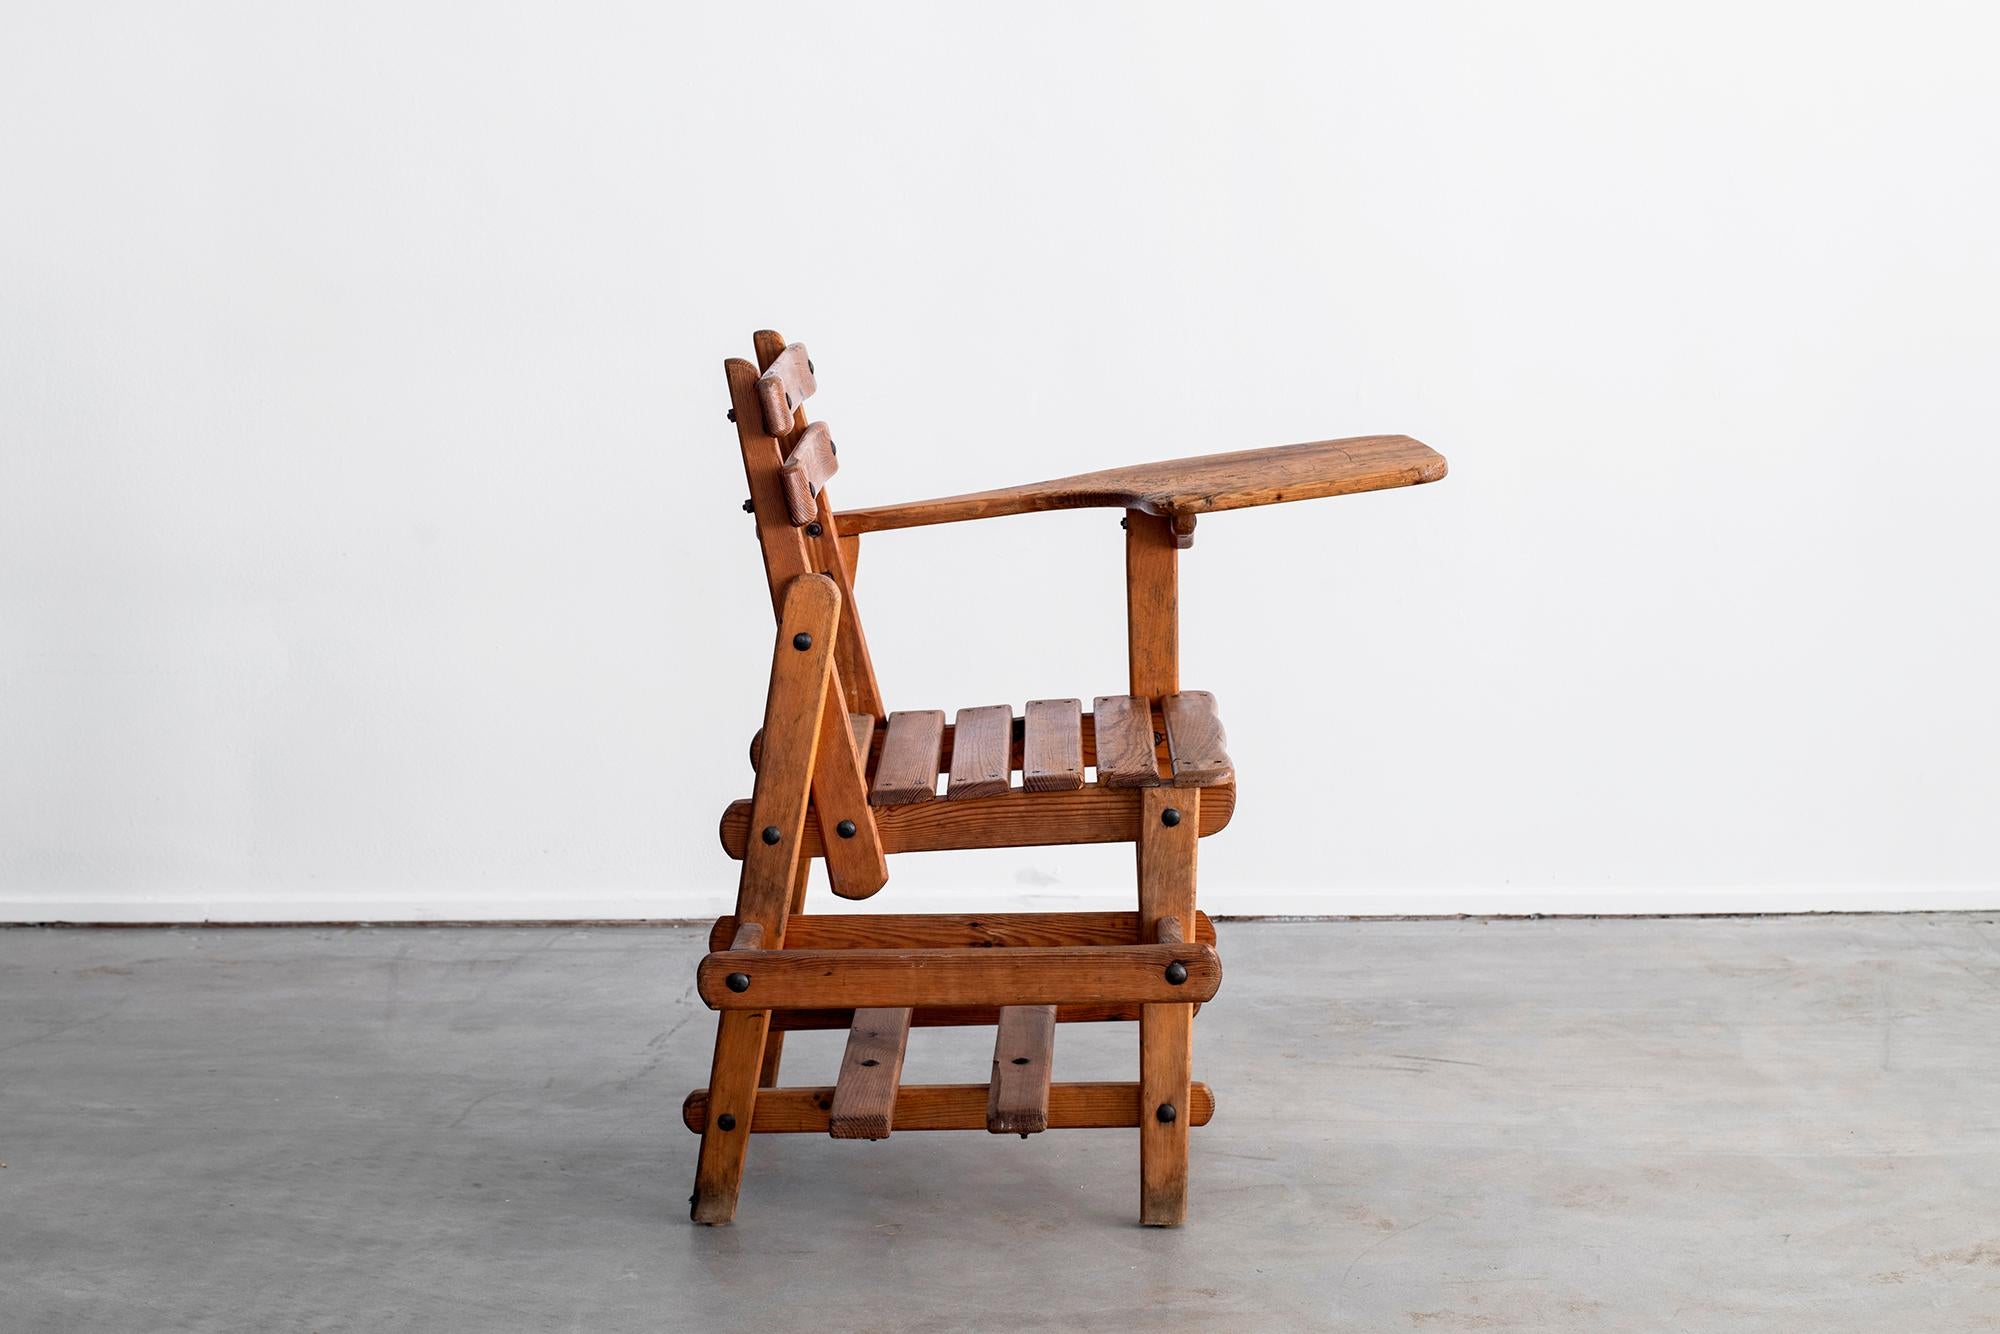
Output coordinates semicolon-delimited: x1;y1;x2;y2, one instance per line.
688;573;842;1224
691;1011;771;1224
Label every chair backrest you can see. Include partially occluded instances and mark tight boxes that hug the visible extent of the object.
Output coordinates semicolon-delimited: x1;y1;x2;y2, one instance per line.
725;330;882;718
749;338;837;526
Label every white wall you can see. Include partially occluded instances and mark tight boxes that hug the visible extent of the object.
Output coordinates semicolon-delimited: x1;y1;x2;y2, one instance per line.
4;2;1996;922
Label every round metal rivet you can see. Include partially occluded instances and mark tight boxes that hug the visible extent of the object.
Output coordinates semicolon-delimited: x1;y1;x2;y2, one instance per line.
726;408;736;423
807;359;814;374
805;522;823;537
761;826;781;845
793;632;813;651
1156;1102;1177;1124
725;972;751;993
1164;960;1189;986
717;1112;737;1131
741;499;755;513
1161;807;1183;828
836;819;857;839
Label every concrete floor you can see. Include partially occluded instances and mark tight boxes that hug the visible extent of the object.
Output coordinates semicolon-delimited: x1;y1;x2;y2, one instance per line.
2;916;1997;1332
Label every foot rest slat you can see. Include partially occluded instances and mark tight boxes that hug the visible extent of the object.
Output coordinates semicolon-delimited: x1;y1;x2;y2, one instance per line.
828;1007;913;1140
987;1005;1058;1135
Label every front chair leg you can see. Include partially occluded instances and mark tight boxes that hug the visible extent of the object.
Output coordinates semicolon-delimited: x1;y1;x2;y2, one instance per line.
1137;787;1200;1225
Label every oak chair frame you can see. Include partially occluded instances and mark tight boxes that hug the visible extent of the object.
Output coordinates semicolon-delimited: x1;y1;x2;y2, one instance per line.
685;330;1445;1226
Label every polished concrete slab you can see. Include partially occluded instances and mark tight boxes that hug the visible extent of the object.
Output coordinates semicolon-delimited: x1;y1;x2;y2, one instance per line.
2;914;1997;1332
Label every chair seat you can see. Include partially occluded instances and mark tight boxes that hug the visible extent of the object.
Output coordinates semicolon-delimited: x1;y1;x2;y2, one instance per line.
855;692;1232;805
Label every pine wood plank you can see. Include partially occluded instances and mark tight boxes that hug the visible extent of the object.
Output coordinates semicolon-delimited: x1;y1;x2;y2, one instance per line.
685;1082;1216;1134
1161;691;1232;788
719;781;1236;857
709;910;1217;953
1021;698;1084;792
835;435;1447;535
947;705;1013;799
870;709;945;805
987;1005;1057;1135
828;1007;913;1140
698;943;1220;1011
1092;695;1161;787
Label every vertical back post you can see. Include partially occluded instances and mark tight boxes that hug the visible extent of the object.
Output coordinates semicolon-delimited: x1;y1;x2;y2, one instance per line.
726;355;887;899
752;329;886;718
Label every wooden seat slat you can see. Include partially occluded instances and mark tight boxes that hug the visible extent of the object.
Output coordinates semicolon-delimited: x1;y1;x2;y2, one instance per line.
1161;691;1232;787
947;705;1013;799
1022;698;1085;792
870;710;945;805
1091;695;1161;787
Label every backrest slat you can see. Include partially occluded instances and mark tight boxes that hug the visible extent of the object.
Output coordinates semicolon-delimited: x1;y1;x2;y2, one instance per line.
757;342;816;434
780;422;839;525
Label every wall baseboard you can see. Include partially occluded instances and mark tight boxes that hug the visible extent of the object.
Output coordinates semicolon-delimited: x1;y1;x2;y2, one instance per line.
4;884;1994;925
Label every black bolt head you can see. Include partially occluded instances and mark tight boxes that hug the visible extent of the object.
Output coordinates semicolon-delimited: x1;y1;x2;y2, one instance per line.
1164;960;1189;986
726;408;736;423
725;972;751;993
792;632;813;651
760;825;781;845
836;819;857;839
741;499;755;513
1161;807;1183;828
1156;1102;1177;1124
805;521;823;537
807;358;814;374
716;1112;737;1131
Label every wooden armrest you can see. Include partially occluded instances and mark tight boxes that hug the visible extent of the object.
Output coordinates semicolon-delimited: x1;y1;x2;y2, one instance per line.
834;435;1445;536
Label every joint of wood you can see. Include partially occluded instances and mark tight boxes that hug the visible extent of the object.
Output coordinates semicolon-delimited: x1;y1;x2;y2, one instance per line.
729;921;765;951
